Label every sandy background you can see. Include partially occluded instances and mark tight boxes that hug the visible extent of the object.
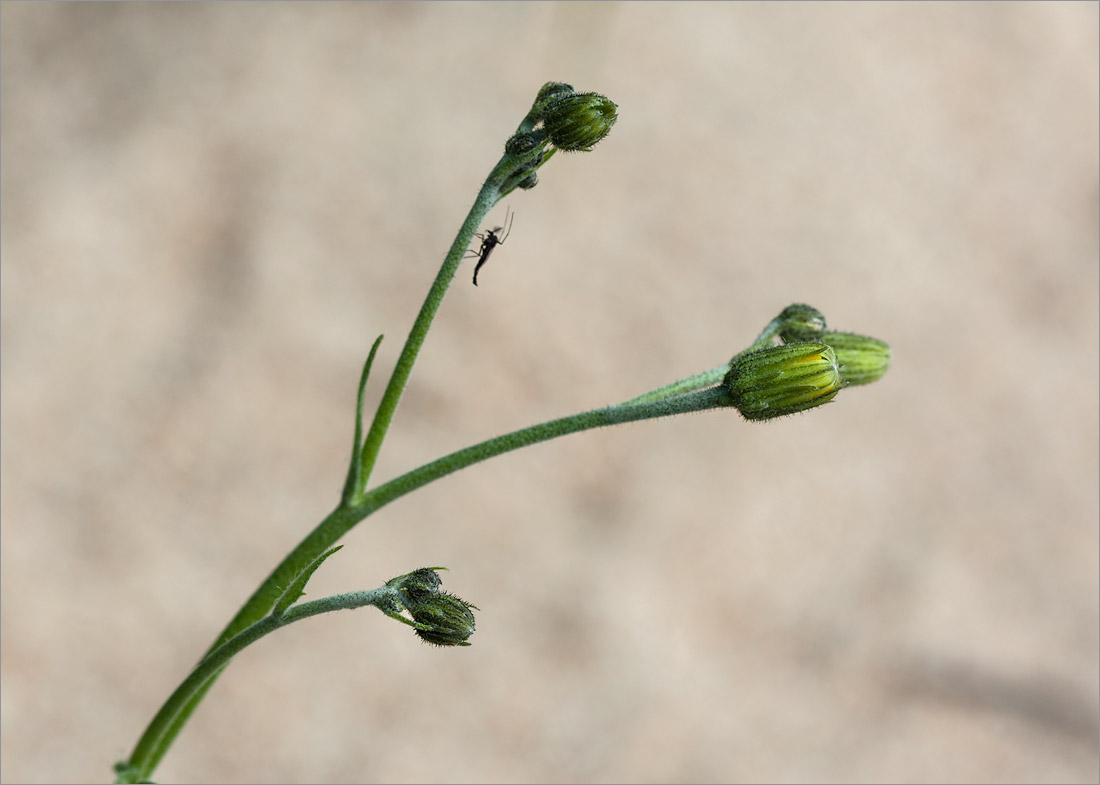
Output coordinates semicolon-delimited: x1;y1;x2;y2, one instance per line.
2;3;1097;783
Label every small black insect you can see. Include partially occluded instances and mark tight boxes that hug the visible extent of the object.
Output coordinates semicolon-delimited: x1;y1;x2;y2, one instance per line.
467;208;514;286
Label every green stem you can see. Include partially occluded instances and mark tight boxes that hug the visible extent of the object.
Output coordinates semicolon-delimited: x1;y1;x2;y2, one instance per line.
359;386;725;509
352;145;544;500
229;387;726;646
120;385;726;783
621;365;728;405
116;588;393;784
126;142;554;783
352;182;497;499
124;506;366;779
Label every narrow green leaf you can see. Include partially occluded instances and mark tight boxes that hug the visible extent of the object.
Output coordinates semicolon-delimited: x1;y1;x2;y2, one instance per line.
341;335;384;504
271;545;344;618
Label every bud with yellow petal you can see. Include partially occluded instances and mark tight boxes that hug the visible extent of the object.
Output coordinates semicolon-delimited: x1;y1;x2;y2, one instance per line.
722;343;845;421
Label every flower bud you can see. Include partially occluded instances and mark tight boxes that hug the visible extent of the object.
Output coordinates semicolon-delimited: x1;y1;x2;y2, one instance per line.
722;343;845;421
409;592;478;647
777;303;827;343
386;567;477;646
822;331;891;386
543;92;618;152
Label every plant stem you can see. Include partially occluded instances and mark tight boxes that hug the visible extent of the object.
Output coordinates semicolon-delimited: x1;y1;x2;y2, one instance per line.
226;387;726;646
119;385;726;783
124;141;553;782
358;386;725;512
122;85;631;782
621;364;728;405
353;153;529;499
117;589;393;783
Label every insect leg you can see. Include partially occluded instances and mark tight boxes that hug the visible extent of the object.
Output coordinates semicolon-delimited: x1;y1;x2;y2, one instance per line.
499;207;515;244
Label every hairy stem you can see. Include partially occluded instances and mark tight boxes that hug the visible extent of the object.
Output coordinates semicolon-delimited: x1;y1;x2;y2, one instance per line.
222;386;725;648
117;588;393;783
621;365;729;405
119;385;726;783
352;150;540;499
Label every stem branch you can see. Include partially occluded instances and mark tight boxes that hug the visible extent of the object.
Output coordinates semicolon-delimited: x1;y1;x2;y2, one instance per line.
120;385;726;782
118;589;392;783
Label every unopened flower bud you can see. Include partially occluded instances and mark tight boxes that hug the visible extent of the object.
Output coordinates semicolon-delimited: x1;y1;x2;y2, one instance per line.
722;343;845;421
386;567;477;647
543;92;618;152
410;592;478;647
823;331;891;386
777;303;827;343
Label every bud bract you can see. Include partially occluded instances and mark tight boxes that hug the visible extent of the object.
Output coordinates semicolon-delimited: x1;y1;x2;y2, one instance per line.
822;331;891;386
505;131;541;156
777;303;827;343
391;567;442;604
722;343;845;421
535;81;576;106
543;92;618;152
527;82;577;126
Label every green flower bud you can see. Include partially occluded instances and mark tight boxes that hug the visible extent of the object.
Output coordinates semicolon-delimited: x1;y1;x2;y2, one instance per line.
777;303;827;343
722;342;845;421
410;592;478;647
516;172;538;190
822;331;891;386
543;92;618;152
386;567;477;647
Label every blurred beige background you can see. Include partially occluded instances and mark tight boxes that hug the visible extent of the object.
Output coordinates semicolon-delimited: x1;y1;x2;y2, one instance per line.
2;2;1097;783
